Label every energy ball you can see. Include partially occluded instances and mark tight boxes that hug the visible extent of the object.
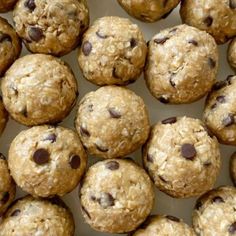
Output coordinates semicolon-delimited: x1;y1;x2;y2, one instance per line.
0;0;17;12
228;38;236;71
13;0;89;56
75;86;150;159
8;125;87;197
145;24;218;104
117;0;180;23
78;16;147;86
143;116;221;198
230;152;236;186
0;153;15;215
80;159;155;233
130;215;196;236
0;196;75;236
180;0;236;44
193;186;236;236
203;75;236;145
0;97;8;136
1;54;78;126
0;17;21;77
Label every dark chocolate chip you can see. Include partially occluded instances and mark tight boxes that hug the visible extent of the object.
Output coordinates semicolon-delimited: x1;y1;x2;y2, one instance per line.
195;201;202;210
188;39;198;46
69;155;81;169
44;133;56;143
33;148;50;165
1;192;9;204
96;31;108;39
229;0;236;9
216;95;226;103
212;196;225;203
159;96;169;104
21;107;28;117
95;144;109;152
154;37;169;44
0;32;11;43
82;41;92;56
105;161;119;170
0;153;6;160
10;209;21;217
166;215;180;222
181;143;196;160
162;117;177;124
80;125;90;137
222;114;235;127
24;0;36;11
212;81;227;90
204;16;213;27
130;38;137;48
169;75;176;87
81;206;91;219
108;108;121;119
204;161;212;167
210;103;217;110
99;193;115;208
226;75;234;84
147;153;154;162
208;58;216;69
28;26;44;42
228;222;236;234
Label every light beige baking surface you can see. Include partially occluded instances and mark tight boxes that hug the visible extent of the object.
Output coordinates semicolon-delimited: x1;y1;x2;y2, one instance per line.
0;1;234;235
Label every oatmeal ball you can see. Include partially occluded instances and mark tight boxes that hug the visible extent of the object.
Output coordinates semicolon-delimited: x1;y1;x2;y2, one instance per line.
203;75;236;145
228;38;236;71
80;159;155;233
0;0;17;12
143;116;221;198
230;152;236;186
0;97;8;136
0;17;21;77
8;125;87;197
75;86;150;159
130;215;196;236
180;0;236;44
145;24;218;104
0;153;15;215
0;195;74;236
13;0;89;56
117;0;180;22
193;186;236;236
1;54;78;126
78;16;147;86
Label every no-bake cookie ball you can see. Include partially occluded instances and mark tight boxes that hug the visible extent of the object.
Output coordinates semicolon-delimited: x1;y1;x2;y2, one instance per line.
0;17;21;77
78;16;147;86
203;75;236;145
0;196;75;236
13;0;89;56
0;97;8;136
130;215;196;236
8;125;87;197
228;38;236;71
0;153;15;215
0;0;17;12
230;152;236;186
180;0;236;44
1;54;78;126
117;0;180;23
193;186;236;236
75;86;150;159
145;24;218;104
143;116;221;198
80;159;155;233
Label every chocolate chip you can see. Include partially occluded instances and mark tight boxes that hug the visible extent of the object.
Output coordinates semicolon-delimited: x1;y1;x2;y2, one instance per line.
95;144;109;152
212;81;227;90
80;125;90;137
112;67;120;79
108;108;121;119
226;75;234;84
229;0;236;9
96;30;108;39
130;38;137;48
166;215;180;222
154;37;169;44
228;222;236;234
69;155;81;169
10;209;21;217
105;161;119;170
159;96;169;104
24;0;36;11
21;107;28;117
162;117;177;124
170;75;176;87
0;153;6;160
1;192;9;204
204;16;213;27
195;201;202;210
208;58;216;69
204;161;212;167
210;103;217;110
181;143;196;160
28;26;43;42
81;206;91;219
222;114;235;127
159;175;167;183
82;41;92;56
147;153;154;162
188;39;198;46
212;196;225;203
49;197;67;209
33;148;50;165
0;32;11;43
99;193;115;208
44;133;56;143
216;95;226;103
169;28;178;34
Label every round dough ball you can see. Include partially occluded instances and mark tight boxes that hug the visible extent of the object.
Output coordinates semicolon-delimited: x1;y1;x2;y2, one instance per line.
145;24;218;104
8;125;87;197
193;186;236;236
0;17;21;77
1;54;78;126
78;16;147;86
228;38;236;71
203;75;236;145
0;195;74;236
13;0;89;56
180;0;236;44
75;86;150;159
230;152;236;186
0;153;15;215
0;0;17;12
80;159;155;233
130;215;196;236
143;116;221;198
117;0;180;22
0;97;8;136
